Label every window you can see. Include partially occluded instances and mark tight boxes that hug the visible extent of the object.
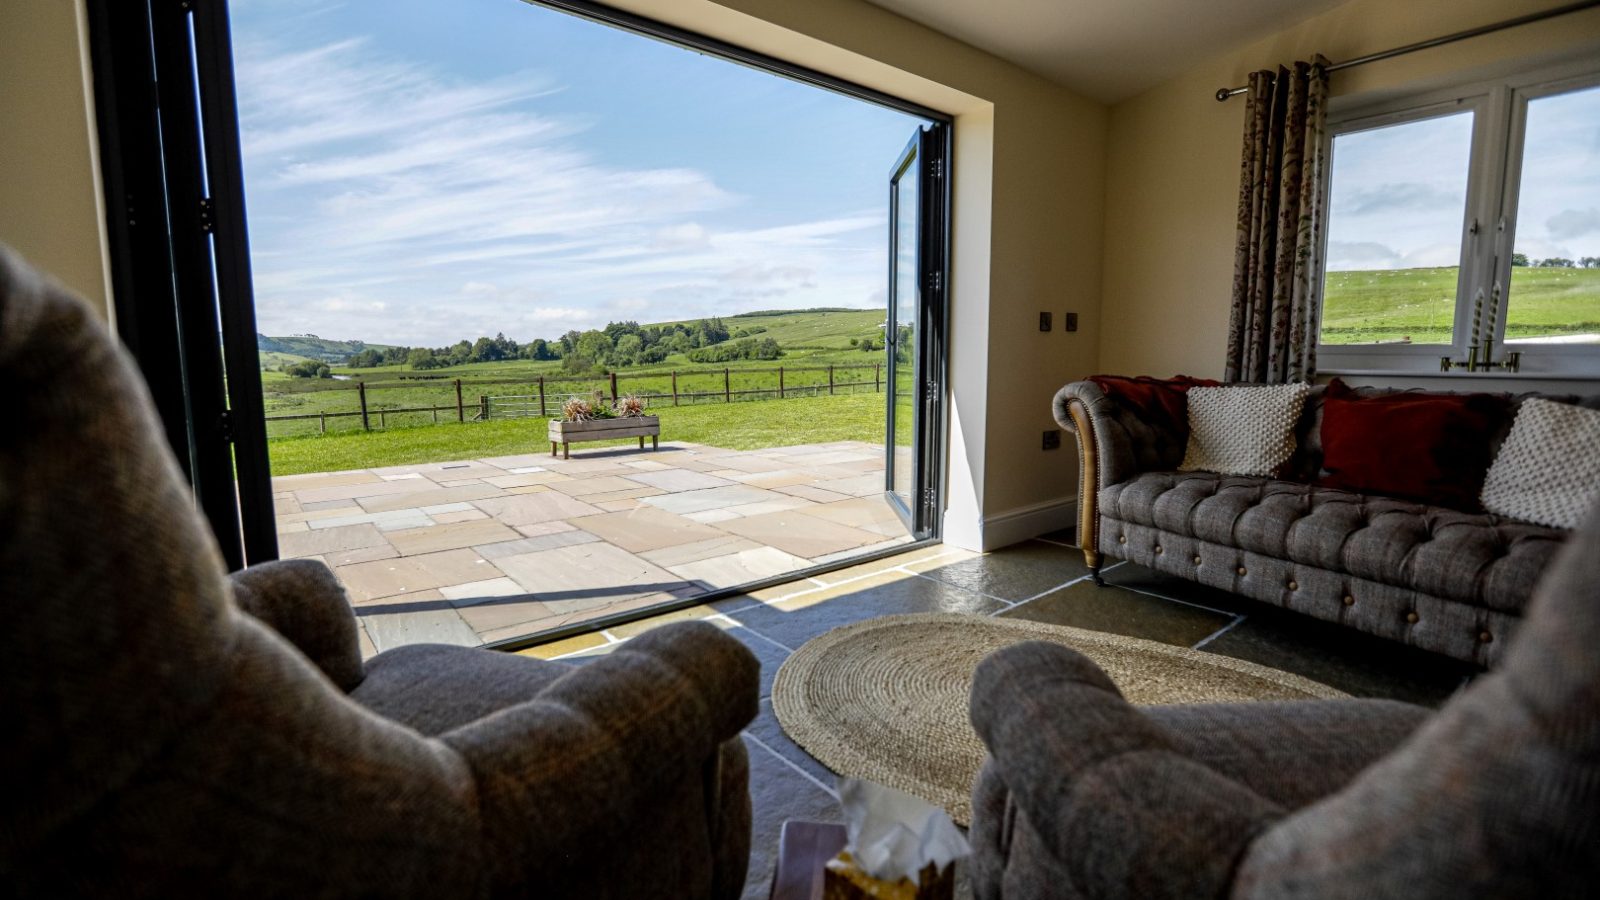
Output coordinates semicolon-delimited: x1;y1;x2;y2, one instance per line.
1319;64;1600;375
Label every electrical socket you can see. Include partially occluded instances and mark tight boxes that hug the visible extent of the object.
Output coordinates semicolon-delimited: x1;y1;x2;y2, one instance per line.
1039;311;1052;332
1064;312;1079;332
1042;429;1061;451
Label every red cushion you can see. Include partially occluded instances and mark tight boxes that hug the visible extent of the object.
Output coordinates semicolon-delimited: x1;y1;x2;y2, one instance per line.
1317;379;1510;511
1087;375;1220;434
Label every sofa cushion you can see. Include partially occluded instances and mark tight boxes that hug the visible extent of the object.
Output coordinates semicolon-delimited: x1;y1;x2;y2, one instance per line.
1317;379;1509;512
1180;384;1310;477
1481;398;1600;529
1102;471;1565;613
1086;374;1219;440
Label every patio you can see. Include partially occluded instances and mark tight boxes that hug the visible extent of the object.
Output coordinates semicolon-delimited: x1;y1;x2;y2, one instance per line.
272;440;912;653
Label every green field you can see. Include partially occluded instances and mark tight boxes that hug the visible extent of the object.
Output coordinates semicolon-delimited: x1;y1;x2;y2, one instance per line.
266;392;887;475
258;350;319;370
1322;266;1600;344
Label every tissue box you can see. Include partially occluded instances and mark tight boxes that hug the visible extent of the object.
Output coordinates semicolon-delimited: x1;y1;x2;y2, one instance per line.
822;851;955;900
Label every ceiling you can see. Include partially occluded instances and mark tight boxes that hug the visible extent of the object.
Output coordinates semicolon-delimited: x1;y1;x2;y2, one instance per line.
861;0;1352;103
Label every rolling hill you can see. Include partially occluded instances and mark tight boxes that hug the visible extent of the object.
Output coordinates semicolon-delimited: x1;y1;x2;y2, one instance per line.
259;306;887;369
257;334;389;364
1322;266;1600;344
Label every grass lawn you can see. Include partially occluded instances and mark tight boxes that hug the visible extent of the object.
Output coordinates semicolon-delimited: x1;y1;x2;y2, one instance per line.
1322;266;1600;344
266;391;887;476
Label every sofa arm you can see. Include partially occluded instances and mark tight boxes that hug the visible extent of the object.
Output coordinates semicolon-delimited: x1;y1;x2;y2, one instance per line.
441;620;759;896
1053;380;1194;489
1145;700;1429;809
1055;381;1186;570
970;641;1283;900
230;559;364;692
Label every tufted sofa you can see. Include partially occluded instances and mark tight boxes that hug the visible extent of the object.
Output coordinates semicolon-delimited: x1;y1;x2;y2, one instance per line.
1053;379;1593;667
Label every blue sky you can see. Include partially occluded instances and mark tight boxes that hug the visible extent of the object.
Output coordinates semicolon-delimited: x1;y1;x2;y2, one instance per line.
1325;84;1600;272
231;0;926;345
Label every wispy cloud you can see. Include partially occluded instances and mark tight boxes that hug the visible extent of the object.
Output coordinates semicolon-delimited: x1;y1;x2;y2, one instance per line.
1325;240;1461;271
234;29;888;344
1545;207;1600;241
1333;182;1463;217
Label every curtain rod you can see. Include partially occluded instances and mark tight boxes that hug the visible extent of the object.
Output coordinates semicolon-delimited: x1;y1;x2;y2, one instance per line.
1214;0;1600;101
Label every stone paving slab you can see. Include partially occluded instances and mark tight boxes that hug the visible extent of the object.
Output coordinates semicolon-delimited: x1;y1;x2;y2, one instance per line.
568;505;728;553
796;495;906;532
293;478;432;504
716;509;888;560
274;440;909;649
277;523;388;557
667;545;814;589
337;549;505;603
473;492;605;526
548;475;647;496
640;535;765;568
384;518;522;556
362;606;480;651
475;530;600;558
356;483;507;513
623;469;738;492
492;541;689;610
642;484;789;516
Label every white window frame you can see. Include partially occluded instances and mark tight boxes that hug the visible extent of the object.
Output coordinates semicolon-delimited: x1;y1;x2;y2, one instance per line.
1317;60;1600;377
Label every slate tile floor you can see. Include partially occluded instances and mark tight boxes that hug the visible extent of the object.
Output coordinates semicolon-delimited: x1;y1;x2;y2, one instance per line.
514;532;1479;899
272;440;911;652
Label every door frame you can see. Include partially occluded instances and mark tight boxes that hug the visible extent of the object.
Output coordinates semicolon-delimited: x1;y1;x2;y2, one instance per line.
84;0;952;626
85;0;277;569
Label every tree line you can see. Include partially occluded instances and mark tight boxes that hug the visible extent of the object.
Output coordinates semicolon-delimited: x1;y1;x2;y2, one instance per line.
1511;253;1600;268
292;317;781;377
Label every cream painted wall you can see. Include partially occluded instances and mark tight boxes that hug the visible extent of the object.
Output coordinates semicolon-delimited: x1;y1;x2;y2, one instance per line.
0;0;112;322
611;0;1109;545
1100;0;1600;381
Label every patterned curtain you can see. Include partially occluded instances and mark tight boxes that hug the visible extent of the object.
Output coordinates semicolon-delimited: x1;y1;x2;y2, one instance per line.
1225;57;1330;384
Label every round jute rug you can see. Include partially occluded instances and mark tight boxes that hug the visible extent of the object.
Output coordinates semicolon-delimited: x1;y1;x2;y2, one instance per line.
771;613;1348;826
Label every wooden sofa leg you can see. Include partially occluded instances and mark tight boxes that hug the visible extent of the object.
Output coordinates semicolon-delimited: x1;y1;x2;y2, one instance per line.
1067;398;1104;588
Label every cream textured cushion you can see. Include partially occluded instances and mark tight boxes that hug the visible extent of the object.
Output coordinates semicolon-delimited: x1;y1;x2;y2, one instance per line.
1179;384;1310;477
1480;398;1600;529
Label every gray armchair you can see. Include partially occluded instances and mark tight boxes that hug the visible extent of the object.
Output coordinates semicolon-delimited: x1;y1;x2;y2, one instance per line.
0;244;757;898
968;498;1600;898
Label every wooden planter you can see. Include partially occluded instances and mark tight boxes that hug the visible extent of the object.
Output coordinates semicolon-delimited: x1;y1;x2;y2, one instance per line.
548;415;660;459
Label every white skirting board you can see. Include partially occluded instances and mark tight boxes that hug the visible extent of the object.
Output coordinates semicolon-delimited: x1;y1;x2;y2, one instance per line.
941;495;1078;552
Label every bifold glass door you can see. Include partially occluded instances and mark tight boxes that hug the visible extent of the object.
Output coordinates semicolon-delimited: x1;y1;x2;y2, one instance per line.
885;124;947;538
92;0;952;652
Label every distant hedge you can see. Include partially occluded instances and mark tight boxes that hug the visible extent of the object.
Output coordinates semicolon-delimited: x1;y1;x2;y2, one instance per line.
687;337;784;363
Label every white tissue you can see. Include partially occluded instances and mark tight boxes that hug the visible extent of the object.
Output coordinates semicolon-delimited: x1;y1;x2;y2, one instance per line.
837;778;971;883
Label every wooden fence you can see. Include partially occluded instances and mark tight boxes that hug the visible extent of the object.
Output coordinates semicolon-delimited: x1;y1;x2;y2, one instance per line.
263;364;884;435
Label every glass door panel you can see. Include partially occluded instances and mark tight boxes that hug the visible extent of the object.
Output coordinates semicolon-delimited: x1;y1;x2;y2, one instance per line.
887;132;920;522
885;124;945;538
